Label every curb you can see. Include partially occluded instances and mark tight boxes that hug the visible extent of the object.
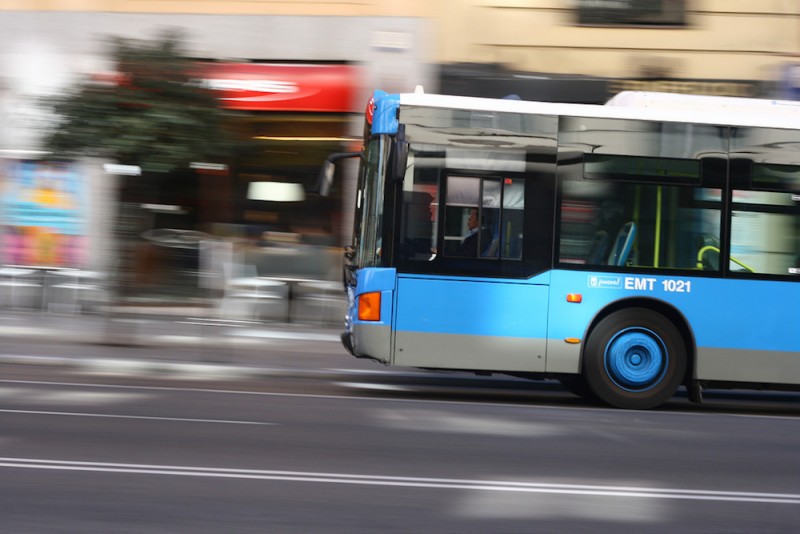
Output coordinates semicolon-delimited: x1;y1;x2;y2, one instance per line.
0;316;345;380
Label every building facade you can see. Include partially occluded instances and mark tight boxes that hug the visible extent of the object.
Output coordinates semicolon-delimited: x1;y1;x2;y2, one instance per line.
437;1;799;101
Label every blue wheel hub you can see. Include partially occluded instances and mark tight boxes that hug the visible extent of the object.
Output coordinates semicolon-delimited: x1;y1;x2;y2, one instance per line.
604;327;668;391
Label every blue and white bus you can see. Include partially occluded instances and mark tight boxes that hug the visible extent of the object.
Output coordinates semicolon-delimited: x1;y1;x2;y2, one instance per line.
322;89;800;409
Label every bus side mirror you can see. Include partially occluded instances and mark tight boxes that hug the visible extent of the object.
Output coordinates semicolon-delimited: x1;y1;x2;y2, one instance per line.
317;152;362;197
318;161;335;197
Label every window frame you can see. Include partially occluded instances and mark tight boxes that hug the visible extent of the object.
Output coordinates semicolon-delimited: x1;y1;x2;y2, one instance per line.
574;0;687;28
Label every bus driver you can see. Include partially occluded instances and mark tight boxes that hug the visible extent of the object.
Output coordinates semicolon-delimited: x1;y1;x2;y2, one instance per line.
457;207;490;257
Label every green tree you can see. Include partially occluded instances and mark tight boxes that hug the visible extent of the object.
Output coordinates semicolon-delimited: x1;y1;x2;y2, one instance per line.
43;28;236;172
41;29;241;310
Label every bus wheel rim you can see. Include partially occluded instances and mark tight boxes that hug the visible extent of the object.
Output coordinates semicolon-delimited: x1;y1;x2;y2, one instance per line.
603;327;668;391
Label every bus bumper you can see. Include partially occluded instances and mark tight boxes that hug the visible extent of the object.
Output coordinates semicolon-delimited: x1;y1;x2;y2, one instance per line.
341;331;356;356
341;323;392;363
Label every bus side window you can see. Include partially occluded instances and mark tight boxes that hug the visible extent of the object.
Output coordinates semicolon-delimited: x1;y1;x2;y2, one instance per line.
442;175;522;260
397;158;439;262
443;176;483;258
729;128;800;276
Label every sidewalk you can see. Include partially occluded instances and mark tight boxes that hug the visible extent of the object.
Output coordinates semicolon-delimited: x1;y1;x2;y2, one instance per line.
0;307;350;379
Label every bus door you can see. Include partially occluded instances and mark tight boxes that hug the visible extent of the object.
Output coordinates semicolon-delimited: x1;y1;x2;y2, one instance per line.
391;172;551;373
393;275;550;373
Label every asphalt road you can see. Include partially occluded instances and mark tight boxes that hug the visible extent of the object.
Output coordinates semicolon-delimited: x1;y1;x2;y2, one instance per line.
1;343;799;533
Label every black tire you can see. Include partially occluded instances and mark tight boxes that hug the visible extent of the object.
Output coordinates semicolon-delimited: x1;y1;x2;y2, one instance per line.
583;308;686;410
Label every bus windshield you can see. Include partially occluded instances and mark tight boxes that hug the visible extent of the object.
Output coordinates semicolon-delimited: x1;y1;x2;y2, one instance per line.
352;136;389;269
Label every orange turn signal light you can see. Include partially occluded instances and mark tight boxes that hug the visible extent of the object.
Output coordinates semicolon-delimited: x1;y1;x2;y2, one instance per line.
566;293;582;303
358;291;381;321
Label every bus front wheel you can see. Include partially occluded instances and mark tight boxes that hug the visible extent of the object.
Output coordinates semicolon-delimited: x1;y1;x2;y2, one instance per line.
583;308;686;410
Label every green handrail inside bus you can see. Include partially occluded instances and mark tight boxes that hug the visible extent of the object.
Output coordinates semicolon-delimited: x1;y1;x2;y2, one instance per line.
696;245;755;273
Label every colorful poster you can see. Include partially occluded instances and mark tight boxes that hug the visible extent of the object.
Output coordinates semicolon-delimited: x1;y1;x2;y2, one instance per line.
0;160;86;267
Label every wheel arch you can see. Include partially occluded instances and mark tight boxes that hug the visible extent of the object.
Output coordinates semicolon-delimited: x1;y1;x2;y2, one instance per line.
581;297;697;384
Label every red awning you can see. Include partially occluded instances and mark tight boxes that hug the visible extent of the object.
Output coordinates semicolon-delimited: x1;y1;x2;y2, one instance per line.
199;63;360;112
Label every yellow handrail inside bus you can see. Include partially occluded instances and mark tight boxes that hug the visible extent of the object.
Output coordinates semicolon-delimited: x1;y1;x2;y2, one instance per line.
696;245;755;273
654;186;662;268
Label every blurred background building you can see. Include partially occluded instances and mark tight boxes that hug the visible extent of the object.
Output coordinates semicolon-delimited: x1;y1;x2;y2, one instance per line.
0;0;797;308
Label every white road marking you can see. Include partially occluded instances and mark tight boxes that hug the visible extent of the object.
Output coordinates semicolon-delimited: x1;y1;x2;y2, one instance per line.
0;457;798;504
452;491;667;521
372;408;564;437
333;381;413;392
0;409;274;426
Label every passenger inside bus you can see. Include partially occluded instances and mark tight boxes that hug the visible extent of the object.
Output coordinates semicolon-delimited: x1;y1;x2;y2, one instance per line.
456;208;492;257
